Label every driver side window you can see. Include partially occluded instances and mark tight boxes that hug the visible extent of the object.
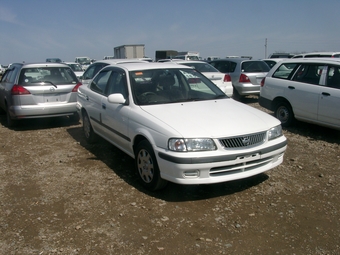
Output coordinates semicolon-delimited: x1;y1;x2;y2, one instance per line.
90;70;112;94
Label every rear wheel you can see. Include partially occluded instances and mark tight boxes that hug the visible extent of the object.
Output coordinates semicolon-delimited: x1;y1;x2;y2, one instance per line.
83;111;97;143
135;140;168;191
69;112;80;123
274;101;294;127
232;86;242;100
5;104;17;128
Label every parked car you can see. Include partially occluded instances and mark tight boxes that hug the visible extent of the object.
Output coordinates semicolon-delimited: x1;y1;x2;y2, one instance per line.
209;58;270;99
268;53;295;59
64;62;84;78
259;58;340;130
292;52;340;58
77;62;287;191
80;59;149;86
168;60;233;97
46;58;62;63
0;65;7;75
75;56;92;71
0;62;81;127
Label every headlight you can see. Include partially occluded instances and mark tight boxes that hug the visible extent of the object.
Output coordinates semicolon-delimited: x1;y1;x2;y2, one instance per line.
268;125;283;140
168;138;216;152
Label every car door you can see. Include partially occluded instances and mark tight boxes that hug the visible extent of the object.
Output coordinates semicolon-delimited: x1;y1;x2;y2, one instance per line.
288;64;324;121
100;68;131;152
85;69;112;135
317;66;340;128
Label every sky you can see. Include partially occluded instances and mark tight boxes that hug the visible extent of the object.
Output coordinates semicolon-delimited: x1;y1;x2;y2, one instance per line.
1;0;340;64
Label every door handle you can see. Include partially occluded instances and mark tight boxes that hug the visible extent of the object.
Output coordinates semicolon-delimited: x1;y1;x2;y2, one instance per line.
288;86;295;90
322;92;330;96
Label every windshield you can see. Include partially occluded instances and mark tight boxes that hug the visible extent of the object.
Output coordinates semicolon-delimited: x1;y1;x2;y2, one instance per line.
130;68;227;105
19;67;78;85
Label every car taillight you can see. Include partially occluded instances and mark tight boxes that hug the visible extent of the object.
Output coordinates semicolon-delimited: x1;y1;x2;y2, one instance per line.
261;77;266;87
72;82;82;92
223;74;231;82
11;85;31;95
239;74;250;83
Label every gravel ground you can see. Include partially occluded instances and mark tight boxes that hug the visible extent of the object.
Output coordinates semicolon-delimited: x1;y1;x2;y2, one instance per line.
0;96;339;255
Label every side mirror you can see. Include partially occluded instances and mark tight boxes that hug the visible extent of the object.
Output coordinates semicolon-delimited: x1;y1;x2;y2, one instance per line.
107;93;126;104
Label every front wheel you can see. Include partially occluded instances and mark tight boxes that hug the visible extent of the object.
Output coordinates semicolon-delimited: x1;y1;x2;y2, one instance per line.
82;111;97;143
274;101;294;127
135;140;168;191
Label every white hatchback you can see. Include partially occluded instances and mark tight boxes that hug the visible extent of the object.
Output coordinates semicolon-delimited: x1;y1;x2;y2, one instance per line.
260;58;340;130
77;62;287;191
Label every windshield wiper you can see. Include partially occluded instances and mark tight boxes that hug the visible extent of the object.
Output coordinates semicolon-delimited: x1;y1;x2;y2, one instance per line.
42;81;57;87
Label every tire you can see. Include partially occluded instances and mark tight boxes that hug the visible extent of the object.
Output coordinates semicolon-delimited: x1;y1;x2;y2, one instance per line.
135;140;168;191
82;111;97;143
69;112;80;123
274;101;294;127
6;105;17;128
232;86;242;100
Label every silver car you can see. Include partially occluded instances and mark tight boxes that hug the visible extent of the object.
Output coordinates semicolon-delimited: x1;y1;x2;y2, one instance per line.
0;62;81;127
209;58;270;99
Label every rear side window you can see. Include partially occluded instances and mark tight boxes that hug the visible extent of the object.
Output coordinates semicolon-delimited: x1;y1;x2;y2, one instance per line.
291;64;325;85
241;61;270;72
1;66;20;83
327;66;340;88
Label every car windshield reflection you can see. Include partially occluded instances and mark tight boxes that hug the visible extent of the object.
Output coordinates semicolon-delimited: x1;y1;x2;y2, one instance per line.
130;68;227;105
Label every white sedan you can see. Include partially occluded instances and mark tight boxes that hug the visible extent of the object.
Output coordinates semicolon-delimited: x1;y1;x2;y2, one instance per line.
77;62;287;191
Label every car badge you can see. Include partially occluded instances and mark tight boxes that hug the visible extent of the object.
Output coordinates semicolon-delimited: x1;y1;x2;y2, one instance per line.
50;87;56;92
242;136;250;146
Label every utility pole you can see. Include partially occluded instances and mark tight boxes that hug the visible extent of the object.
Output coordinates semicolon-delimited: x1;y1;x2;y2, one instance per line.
265;38;267;58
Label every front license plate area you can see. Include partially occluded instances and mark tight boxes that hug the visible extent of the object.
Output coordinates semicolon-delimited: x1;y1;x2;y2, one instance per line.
237;153;260;161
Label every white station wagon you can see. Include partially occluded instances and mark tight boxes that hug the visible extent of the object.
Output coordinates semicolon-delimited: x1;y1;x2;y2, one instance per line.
260;58;340;130
77;62;287;191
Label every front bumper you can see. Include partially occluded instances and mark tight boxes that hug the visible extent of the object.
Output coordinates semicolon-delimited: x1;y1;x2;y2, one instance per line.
156;138;287;185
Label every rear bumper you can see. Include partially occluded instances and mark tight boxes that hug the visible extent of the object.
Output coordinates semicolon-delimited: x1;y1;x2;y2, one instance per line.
235;83;260;95
259;96;273;111
10;103;77;119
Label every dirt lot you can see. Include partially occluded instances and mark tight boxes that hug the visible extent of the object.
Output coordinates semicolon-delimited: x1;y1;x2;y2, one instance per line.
0;97;339;255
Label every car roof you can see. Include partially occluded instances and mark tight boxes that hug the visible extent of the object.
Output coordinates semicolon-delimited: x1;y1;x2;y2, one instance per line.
91;59;149;65
210;58;261;63
292;52;340;58
12;62;70;68
107;62;193;71
272;58;340;64
172;60;208;64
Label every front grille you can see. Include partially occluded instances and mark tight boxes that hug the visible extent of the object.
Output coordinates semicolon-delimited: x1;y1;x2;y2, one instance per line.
219;132;266;148
209;156;274;177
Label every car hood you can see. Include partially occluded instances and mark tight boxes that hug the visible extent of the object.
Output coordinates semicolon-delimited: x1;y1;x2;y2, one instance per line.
140;99;279;138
